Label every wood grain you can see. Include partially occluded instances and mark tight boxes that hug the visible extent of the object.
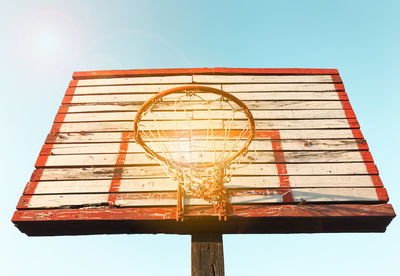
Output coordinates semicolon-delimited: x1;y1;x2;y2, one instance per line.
71;83;339;95
30;162;376;182
193;74;336;83
53;118;356;133
46;129;362;144
61;101;350;113
73;74;337;86
76;75;193;86
40;139;366;155
26;175;382;195
191;233;224;276
71;68;340;80
58;109;349;122
18;187;385;209
12;204;395;236
38;151;370;168
67;92;342;104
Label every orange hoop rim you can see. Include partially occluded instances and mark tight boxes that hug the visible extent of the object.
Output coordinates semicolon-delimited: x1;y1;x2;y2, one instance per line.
134;85;256;168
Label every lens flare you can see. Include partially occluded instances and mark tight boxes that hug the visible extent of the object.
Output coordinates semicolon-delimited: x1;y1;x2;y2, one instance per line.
17;8;81;70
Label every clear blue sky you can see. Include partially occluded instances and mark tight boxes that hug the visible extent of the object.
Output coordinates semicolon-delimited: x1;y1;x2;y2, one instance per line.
1;1;399;275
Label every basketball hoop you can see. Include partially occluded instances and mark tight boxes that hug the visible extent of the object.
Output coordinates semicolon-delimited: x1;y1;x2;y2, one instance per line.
134;86;256;221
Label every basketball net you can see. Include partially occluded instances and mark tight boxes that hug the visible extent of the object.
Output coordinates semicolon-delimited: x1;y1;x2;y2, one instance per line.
134;86;256;221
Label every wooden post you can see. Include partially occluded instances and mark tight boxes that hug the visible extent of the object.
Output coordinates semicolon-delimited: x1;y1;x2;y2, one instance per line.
191;233;224;276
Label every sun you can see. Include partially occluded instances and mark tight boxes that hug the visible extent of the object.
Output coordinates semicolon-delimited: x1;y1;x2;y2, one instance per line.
34;28;62;55
17;8;81;68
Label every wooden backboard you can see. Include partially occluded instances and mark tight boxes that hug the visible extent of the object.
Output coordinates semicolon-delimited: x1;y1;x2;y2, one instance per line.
12;68;395;236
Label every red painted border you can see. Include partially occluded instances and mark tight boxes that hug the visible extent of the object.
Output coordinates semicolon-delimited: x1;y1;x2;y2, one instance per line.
21;86;76;204
12;204;395;222
73;68;339;80
331;75;387;201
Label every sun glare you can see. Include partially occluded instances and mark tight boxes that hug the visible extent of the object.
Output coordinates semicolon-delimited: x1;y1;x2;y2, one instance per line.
18;8;81;68
35;29;62;55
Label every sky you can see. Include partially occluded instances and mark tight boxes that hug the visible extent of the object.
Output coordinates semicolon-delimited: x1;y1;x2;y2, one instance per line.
1;0;399;275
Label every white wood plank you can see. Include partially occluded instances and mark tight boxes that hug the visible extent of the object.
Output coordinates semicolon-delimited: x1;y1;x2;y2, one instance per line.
75;75;336;87
62;101;345;113
76;75;193;86
73;83;337;95
56;118;353;133
194;109;348;120
35;163;373;181
278;129;356;139
59;109;348;122
193;74;335;83
45;143;123;154
27;194;111;209
44;139;362;155
24;187;380;209
73;84;221;95
222;83;337;92
290;187;380;203
228;119;353;130
69;92;340;104
286;175;377;188
34;180;114;194
30;175;379;195
49;129;358;144
40;151;366;168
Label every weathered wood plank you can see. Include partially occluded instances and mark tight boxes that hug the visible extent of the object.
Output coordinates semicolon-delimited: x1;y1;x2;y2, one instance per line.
38;151;370;168
68;92;341;104
228;119;357;130
41;139;366;155
72;68;340;80
31;163;376;181
72;83;338;95
75;75;193;86
74;75;337;87
53;119;355;133
61;101;350;113
46;129;362;144
72;84;221;95
13;204;395;222
19;187;384;209
193;74;336;83
26;175;382;195
12;204;395;235
222;83;338;92
58;109;349;122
